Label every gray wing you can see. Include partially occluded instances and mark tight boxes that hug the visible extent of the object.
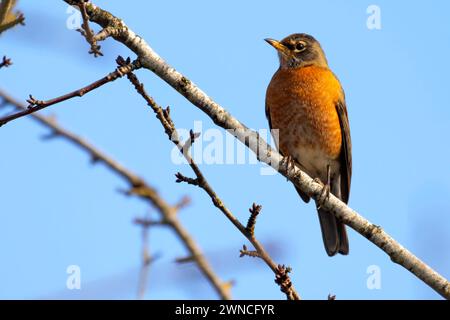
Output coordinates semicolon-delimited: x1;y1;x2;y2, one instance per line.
335;99;352;204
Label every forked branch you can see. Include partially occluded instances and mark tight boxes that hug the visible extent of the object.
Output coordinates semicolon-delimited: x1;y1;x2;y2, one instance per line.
0;88;231;300
0;57;141;127
124;68;300;300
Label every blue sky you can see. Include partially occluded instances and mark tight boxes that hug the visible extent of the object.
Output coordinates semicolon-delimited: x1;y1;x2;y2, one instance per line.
1;0;449;299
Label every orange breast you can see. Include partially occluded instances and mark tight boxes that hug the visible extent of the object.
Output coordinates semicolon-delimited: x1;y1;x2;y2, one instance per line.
266;65;344;160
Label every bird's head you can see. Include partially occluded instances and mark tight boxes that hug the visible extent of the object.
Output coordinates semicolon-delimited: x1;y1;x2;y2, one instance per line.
265;33;328;69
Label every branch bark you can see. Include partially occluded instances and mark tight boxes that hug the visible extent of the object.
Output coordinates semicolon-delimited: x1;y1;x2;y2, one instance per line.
0;89;231;300
60;0;450;299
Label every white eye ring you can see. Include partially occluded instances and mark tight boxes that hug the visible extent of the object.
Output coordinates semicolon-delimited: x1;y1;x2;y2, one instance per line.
295;41;307;52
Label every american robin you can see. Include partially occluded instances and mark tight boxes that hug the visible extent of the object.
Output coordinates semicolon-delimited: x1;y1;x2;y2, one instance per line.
265;33;352;256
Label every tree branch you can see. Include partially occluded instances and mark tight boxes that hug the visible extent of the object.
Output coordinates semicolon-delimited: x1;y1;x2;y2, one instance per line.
0;0;24;35
0;12;23;34
134;212;160;299
61;0;450;299
124;69;300;300
0;89;231;300
0;57;141;127
0;55;12;68
0;0;13;23
76;0;103;57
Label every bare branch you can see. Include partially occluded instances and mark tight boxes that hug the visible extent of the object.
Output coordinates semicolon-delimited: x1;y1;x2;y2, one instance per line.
134;217;167;227
136;212;154;300
0;56;140;127
246;203;262;237
174;195;191;211
0;0;24;34
0;11;23;34
0;89;231;300
0;56;12;68
275;265;296;300
0;0;14;23
76;0;103;57
175;256;197;264
125;71;300;300
239;244;260;258
94;26;115;42
175;172;199;186
64;1;450;299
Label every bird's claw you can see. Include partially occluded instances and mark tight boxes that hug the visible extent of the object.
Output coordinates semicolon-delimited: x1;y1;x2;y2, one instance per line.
314;178;330;210
282;155;296;181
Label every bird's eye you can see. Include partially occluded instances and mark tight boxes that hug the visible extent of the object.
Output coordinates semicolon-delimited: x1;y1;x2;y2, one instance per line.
295;42;306;51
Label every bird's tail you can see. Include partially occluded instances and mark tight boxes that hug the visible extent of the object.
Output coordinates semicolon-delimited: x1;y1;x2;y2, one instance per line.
317;207;349;256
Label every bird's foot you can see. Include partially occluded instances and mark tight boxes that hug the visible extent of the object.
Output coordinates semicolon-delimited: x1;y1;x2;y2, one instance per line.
281;155;296;181
314;178;330;210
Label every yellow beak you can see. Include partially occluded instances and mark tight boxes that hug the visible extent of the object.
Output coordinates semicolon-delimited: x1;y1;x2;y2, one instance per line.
265;38;290;56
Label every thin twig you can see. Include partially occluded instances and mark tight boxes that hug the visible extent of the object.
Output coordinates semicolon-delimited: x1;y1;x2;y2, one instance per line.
64;0;450;299
275;265;295;300
0;88;231;300
125;70;300;300
76;0;103;57
239;244;260;258
136;212;153;300
174;195;191;211
0;56;12;68
175;256;197;264
246;203;262;237
0;57;140;127
134;217;167;227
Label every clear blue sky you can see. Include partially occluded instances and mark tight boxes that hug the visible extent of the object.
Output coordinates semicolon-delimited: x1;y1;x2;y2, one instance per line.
1;0;449;299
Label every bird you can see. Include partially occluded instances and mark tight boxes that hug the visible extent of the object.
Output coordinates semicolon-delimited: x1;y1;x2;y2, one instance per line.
265;33;352;256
